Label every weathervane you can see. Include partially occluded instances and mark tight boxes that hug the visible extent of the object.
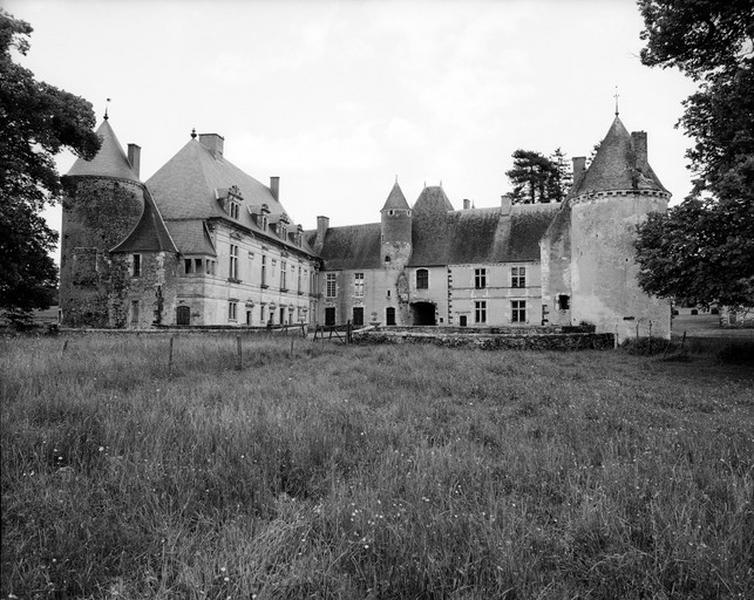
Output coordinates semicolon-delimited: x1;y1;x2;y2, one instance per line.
104;97;111;120
614;86;620;116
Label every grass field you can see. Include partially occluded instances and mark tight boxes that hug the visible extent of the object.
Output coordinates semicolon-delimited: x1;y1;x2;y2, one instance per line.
1;334;753;599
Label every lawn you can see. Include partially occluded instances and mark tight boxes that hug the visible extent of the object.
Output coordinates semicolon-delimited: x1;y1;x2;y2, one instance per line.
1;334;752;599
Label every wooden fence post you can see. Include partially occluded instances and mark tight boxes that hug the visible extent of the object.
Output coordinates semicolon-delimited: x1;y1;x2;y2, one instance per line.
648;320;653;354
61;339;68;357
235;335;242;370
168;335;175;377
290;336;294;359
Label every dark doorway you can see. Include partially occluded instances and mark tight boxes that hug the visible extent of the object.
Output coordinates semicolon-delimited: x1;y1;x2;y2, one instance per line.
280;307;286;324
325;307;336;326
246;310;252;326
459;315;467;327
352;307;364;327
386;306;396;325
176;305;190;326
411;301;436;325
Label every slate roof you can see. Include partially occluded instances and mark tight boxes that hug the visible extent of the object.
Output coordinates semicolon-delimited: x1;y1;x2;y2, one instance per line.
381;182;410;211
67;119;139;181
164;220;217;256
413;186;454;216
574;116;668;195
147;137;317;256
111;187;178;253
409;207;554;267
309;223;383;270
310;205;557;271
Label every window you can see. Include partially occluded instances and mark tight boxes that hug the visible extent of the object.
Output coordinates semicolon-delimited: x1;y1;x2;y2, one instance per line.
130;300;139;325
512;300;526;323
280;260;287;290
354;272;365;297
386;307;396;326
353;307;364;326
326;273;336;298
259;215;268;230
183;258;192;275
416;268;428;289
511;266;526;288
297;266;302;294
261;255;267;287
228;301;238;322
279;224;287;239
260;304;266;323
558;294;570;310
229;244;239;280
194;258;202;272
229;201;239;219
475;300;487;324
474;268;486;289
132;254;141;277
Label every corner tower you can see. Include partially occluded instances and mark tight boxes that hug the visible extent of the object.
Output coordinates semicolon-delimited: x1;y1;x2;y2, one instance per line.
569;115;671;341
59;117;144;327
380;181;412;268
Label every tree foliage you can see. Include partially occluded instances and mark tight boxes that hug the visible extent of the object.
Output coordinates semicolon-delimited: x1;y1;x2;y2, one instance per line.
0;11;100;314
506;149;570;204
635;0;754;307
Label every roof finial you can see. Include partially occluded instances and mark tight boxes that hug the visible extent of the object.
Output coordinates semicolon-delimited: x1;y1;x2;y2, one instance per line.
104;98;111;121
614;85;620;116
395;174;398;184
190;128;197;139
439;179;443;188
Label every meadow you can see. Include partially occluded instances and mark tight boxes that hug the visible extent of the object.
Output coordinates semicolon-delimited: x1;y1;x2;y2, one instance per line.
1;333;752;599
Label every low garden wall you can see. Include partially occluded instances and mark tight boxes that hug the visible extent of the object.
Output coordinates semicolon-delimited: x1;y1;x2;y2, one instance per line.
353;329;614;351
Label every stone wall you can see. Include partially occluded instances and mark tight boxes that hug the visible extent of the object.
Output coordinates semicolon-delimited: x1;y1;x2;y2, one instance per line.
60;176;144;327
353;328;614;351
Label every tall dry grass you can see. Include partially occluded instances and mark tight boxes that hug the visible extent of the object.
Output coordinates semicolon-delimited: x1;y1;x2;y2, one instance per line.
1;334;753;599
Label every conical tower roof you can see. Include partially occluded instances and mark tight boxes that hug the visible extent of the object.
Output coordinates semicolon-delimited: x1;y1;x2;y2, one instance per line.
413;185;454;217
67;119;139;181
574;116;668;196
380;181;410;212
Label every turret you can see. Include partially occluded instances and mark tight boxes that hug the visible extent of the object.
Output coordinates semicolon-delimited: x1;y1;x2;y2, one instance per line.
568;114;671;341
380;181;412;267
60;117;145;327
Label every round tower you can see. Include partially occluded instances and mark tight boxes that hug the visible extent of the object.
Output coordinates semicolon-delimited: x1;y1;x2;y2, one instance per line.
59;117;144;327
380;181;412;267
569;115;671;341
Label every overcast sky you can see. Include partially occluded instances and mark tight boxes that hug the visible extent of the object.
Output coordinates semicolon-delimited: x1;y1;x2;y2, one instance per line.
8;0;698;261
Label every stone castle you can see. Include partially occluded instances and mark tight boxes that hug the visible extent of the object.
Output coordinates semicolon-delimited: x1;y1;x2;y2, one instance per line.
59;112;672;341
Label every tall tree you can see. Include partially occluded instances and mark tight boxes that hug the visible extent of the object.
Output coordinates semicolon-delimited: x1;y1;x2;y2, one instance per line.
547;147;572;203
634;0;754;308
506;150;558;204
0;11;100;316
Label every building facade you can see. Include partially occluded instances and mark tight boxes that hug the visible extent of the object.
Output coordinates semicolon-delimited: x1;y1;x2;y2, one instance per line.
59;113;671;341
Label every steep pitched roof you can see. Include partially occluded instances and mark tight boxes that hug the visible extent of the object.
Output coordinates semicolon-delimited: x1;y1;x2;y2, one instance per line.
413;186;454;216
67;119;139;181
309;223;383;270
408;207;555;267
381;182;410;211
147;137;317;256
574;116;668;195
111;187;178;253
164;220;217;256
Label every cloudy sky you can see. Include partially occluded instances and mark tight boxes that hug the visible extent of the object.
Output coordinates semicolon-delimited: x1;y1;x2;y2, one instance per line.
8;0;698;260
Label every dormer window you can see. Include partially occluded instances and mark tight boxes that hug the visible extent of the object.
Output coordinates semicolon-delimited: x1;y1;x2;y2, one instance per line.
279;223;287;239
227;186;242;220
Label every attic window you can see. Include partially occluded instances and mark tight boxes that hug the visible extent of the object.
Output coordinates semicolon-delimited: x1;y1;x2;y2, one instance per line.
259;215;268;230
558;294;570;310
228;186;242;220
279;223;287;240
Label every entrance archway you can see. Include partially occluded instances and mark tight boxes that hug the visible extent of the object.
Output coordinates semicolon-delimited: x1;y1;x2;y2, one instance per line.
410;301;436;325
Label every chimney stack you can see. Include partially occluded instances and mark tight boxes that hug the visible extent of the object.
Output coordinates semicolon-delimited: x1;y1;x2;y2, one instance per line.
631;131;648;170
500;194;512;216
270;176;280;201
572;156;586;188
198;133;224;159
127;144;141;178
463;199;471;210
315;215;329;253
